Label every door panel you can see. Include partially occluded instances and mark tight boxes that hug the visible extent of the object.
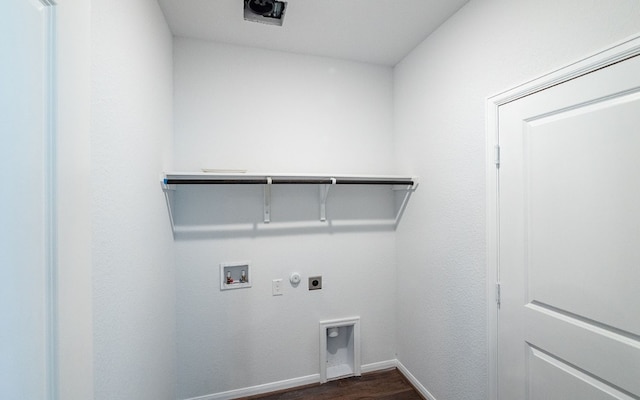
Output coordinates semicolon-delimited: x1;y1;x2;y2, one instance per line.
0;1;53;399
526;93;640;336
525;304;640;395
528;346;635;400
498;54;640;399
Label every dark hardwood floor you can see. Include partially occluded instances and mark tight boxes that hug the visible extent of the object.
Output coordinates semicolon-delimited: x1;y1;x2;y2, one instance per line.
237;368;425;400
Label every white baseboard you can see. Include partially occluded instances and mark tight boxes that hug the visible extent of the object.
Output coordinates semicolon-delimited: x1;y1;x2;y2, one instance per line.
185;373;320;400
183;360;399;400
396;360;438;400
361;359;398;373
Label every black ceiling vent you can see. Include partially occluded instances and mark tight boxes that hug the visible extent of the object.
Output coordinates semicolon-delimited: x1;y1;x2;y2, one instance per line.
244;0;287;27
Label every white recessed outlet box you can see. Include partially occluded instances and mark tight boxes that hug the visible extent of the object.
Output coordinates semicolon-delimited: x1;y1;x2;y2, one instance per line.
320;317;361;383
220;261;251;291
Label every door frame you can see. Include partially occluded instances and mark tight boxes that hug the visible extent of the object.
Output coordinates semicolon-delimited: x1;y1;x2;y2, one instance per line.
485;33;640;400
43;1;58;399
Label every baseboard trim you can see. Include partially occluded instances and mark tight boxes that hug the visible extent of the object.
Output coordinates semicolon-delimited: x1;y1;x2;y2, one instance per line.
183;360;399;400
185;373;319;400
396;360;438;400
361;359;398;373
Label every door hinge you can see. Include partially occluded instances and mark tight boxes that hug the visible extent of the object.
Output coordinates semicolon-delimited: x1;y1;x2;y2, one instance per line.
496;282;501;309
494;145;500;168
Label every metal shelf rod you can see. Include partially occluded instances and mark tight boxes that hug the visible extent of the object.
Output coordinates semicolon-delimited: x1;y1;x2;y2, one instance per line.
164;176;415;186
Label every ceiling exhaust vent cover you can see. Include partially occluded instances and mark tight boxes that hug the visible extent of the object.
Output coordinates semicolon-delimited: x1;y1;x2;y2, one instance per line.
244;0;287;26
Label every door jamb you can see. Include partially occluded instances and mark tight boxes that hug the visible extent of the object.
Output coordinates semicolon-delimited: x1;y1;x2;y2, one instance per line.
41;1;58;399
485;33;640;400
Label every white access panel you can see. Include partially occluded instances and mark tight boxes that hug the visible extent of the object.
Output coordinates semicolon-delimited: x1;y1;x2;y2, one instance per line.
497;52;640;399
319;317;361;383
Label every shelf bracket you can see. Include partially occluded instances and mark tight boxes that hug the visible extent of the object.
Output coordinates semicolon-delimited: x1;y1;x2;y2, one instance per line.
161;179;176;234
319;178;336;222
264;177;272;223
392;178;419;228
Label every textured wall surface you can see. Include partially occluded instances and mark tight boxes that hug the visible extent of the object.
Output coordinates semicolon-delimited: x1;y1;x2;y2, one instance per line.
91;0;176;398
172;39;399;399
393;1;640;399
56;0;94;398
173;38;395;174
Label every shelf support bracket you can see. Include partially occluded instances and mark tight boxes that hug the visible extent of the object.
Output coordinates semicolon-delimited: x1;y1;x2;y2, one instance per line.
264;177;272;223
161;179;177;234
319;178;336;222
392;178;419;228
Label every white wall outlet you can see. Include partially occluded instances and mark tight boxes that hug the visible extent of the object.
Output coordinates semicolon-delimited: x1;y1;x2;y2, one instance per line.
272;279;283;296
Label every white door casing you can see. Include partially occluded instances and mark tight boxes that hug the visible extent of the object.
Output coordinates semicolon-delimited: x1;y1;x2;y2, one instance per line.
0;0;57;399
487;34;640;400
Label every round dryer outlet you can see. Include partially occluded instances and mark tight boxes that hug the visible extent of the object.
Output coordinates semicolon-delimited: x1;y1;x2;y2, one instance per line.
308;276;322;290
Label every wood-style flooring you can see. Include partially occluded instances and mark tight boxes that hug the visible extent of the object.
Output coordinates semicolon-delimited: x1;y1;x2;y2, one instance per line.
237;368;425;400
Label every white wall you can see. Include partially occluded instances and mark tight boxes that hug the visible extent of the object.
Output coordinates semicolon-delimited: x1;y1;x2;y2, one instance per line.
393;1;640;399
91;0;176;399
57;0;93;398
172;39;398;399
173;38;394;174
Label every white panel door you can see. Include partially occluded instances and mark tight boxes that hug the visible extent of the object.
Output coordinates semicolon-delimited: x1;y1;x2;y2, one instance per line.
498;54;640;399
0;1;54;399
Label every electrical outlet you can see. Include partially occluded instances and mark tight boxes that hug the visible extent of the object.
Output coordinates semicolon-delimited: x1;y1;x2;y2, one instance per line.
308;276;322;290
272;279;283;296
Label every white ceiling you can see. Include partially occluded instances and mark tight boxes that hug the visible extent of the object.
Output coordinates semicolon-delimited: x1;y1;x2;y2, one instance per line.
157;0;469;66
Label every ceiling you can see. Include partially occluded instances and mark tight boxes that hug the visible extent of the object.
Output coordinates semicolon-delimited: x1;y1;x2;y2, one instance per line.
157;0;469;66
